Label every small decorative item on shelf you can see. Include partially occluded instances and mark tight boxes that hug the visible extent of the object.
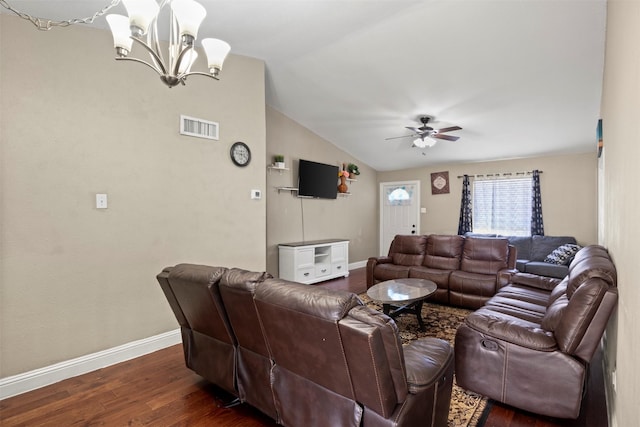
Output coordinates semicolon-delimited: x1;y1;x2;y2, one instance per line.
347;163;360;179
273;154;285;169
338;163;349;193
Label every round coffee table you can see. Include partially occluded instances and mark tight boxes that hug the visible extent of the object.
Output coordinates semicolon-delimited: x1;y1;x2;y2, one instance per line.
366;278;437;331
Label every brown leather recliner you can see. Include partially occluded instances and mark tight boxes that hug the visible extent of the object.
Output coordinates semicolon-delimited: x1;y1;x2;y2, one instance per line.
448;237;516;309
366;235;427;285
158;265;454;426
454;245;618;419
254;278;454;427
156;264;237;396
218;268;277;420
408;234;465;304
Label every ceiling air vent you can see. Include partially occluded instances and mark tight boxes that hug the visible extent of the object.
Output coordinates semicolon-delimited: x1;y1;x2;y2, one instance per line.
180;115;219;140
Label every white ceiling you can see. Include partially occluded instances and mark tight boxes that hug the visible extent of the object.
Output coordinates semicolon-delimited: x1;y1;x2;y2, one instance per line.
3;0;607;171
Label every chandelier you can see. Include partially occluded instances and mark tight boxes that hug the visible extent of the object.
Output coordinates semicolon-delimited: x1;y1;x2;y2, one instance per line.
106;0;231;88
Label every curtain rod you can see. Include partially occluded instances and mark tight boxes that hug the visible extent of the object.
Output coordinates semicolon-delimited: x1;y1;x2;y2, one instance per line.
456;170;543;179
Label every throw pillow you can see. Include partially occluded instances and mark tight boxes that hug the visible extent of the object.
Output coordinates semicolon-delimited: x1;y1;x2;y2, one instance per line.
544;244;582;265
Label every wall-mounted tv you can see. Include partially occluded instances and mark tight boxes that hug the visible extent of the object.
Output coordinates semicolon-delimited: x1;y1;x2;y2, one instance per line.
298;159;339;199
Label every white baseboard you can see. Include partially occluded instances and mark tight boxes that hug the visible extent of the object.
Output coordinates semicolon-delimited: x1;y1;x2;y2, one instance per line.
349;260;367;270
0;328;181;400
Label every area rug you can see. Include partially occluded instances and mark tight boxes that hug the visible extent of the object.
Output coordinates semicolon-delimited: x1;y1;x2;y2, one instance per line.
358;293;489;427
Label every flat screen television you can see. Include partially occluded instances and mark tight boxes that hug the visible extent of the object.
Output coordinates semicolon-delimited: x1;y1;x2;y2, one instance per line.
298;159;339;199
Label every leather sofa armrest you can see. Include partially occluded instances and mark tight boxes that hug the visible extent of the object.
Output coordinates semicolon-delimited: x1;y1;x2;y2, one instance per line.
366;256;393;288
511;272;562;291
464;310;557;351
402;338;453;393
497;268;519;288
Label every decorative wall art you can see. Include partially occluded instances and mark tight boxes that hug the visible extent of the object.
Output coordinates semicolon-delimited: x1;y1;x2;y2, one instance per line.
431;171;450;195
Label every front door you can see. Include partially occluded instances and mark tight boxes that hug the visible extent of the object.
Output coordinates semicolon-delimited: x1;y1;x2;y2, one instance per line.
379;181;421;255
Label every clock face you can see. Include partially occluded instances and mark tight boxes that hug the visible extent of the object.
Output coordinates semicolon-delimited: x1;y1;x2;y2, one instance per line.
230;142;251;167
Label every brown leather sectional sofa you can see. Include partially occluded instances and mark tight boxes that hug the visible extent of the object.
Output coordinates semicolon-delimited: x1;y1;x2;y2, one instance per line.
367;235;517;309
454;245;618;418
157;264;454;427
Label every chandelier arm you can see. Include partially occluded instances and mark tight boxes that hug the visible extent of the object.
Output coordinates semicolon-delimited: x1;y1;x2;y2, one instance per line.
173;46;195;76
148;18;166;73
115;57;164;78
182;71;220;81
130;36;168;75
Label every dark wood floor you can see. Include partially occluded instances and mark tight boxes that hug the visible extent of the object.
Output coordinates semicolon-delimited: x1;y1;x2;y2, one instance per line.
0;268;608;427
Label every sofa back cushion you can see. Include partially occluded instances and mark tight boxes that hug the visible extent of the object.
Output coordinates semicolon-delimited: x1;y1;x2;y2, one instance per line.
157;264;236;394
506;236;532;260
423;234;465;270
566;246;617;298
389;235;427;266
220;268;273;355
531;235;577;262
255;279;362;399
460;237;509;275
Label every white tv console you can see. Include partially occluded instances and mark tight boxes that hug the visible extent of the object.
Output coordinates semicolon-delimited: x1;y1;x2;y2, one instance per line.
278;239;349;284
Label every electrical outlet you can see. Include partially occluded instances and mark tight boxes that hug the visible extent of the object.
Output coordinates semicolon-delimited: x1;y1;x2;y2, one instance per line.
611;369;616;393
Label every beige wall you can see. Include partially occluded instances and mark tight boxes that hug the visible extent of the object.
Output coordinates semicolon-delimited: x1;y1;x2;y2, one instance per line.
378;152;598;245
265;107;378;274
0;16;266;377
600;1;640;426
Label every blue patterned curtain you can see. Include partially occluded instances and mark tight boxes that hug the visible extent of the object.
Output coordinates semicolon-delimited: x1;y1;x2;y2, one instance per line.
531;169;544;235
457;175;472;235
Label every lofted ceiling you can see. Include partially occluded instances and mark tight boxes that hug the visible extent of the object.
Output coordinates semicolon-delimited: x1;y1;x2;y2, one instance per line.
2;0;607;171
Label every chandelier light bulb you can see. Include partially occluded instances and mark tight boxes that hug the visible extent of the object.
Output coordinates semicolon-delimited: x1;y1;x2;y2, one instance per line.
122;0;160;36
106;14;133;55
171;0;207;41
202;38;231;75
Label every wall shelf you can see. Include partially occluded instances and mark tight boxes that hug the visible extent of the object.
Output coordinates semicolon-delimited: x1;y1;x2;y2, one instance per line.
276;186;299;194
268;165;290;174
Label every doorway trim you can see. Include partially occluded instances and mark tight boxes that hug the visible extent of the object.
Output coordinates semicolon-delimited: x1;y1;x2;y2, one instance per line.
379;180;421;255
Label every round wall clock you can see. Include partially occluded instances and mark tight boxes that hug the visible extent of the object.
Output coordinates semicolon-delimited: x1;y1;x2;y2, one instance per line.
230;141;251;167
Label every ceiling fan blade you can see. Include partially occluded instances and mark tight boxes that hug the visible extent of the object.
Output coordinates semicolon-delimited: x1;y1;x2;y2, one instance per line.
432;134;460;141
435;126;462;133
385;134;414;141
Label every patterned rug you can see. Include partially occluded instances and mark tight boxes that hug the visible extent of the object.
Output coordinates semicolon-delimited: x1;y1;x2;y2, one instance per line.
358;293;488;427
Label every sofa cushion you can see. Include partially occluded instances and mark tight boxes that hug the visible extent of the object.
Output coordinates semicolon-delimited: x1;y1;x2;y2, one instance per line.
423;234;464;270
530;235;577;261
544;244;583;265
389;235;427;266
373;264;410;282
506;236;532;260
460;237;509;275
525;261;569;279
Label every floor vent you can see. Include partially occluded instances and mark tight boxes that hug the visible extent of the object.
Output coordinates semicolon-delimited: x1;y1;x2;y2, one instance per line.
180;115;219;140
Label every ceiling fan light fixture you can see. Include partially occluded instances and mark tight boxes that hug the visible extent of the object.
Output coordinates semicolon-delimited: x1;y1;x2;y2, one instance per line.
413;137;437;148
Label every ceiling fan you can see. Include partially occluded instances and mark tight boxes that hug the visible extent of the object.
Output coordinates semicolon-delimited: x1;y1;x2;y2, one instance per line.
385;116;462;149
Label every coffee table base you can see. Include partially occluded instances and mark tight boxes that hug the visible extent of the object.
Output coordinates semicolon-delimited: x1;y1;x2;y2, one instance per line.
383;300;426;331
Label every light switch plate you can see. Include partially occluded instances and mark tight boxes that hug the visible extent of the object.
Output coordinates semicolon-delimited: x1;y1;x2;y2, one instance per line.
251;189;261;200
96;194;108;209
